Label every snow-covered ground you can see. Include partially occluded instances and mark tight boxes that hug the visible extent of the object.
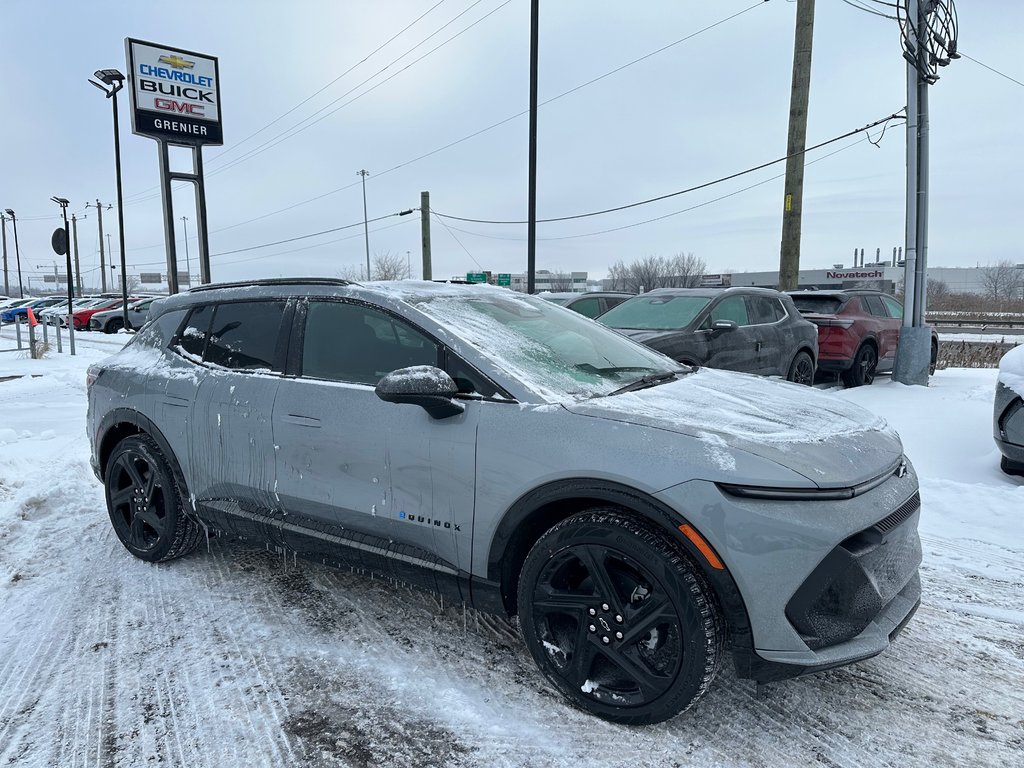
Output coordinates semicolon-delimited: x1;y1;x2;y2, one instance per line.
1;330;1022;767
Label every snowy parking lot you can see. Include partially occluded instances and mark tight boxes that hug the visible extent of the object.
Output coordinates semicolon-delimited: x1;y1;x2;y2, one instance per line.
1;332;1022;767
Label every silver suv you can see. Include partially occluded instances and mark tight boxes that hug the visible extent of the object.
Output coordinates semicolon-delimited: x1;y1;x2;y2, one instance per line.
87;279;922;724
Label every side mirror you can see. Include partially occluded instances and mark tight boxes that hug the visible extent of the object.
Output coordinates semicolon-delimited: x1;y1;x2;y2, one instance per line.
711;319;738;331
375;366;465;419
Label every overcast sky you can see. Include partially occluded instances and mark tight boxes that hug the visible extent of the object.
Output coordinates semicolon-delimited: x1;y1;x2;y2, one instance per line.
1;0;1021;290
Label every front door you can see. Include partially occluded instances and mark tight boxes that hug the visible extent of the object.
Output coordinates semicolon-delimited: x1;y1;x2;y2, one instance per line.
696;295;760;373
272;299;477;593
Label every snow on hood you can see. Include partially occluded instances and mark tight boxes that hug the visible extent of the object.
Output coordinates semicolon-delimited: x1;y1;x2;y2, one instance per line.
998;344;1024;398
567;367;903;487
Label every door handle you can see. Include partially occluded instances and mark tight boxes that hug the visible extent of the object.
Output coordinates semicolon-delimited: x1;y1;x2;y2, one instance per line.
281;413;321;428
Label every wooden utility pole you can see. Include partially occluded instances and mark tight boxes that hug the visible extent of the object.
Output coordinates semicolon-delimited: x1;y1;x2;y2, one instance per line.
420;191;432;281
778;0;815;291
95;200;108;292
71;214;83;294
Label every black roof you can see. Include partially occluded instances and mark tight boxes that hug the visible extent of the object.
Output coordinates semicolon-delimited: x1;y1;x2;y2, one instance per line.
187;277;357;293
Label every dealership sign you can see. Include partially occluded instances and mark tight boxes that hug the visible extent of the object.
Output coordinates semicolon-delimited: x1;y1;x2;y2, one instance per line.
825;270;884;280
125;38;222;145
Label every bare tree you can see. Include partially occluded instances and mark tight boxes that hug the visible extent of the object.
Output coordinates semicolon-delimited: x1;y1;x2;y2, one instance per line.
337;264;365;281
371;251;409;281
124;274;141;293
604;253;704;293
666;252;706;288
980;260;1024;302
544;268;573;291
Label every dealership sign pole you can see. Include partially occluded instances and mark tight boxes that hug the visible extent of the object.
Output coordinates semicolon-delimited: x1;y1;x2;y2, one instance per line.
125;39;222;294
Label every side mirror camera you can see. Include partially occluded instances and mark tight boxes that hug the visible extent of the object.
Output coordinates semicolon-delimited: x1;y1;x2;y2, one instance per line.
375;366;465;419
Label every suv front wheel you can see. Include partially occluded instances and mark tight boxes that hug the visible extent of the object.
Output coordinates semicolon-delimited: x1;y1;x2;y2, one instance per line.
517;510;723;725
104;434;202;562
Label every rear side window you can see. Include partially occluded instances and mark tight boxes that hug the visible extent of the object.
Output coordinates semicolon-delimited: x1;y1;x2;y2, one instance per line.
179;304;213;359
302;301;440;385
745;296;783;324
204;301;287;371
127;309;187;350
862;295;888;317
569;297;602;318
882;296;904;319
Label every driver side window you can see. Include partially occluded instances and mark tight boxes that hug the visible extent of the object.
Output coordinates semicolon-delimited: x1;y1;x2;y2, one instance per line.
301;301;441;385
703;296;749;328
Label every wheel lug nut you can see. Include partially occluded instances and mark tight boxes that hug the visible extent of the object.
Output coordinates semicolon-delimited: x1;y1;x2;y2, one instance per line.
615;615;623;623
602;636;610;644
589;608;596;616
615;631;623;640
602;603;609;611
589;624;596;633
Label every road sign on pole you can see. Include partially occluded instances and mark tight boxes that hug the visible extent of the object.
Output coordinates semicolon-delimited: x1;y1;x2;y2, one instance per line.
497;273;511;286
466;272;487;283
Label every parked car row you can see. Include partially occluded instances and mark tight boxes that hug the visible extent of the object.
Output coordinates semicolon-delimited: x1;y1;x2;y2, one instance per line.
541;287;937;388
0;295;156;332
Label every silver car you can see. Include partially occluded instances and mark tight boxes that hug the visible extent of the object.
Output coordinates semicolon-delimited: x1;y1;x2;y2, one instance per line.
88;298;157;333
86;279;922;724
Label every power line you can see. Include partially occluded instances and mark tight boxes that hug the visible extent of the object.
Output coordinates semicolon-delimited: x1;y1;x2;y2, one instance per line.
442;133;880;242
961;52;1024;90
432;110;905;225
431;212;483;269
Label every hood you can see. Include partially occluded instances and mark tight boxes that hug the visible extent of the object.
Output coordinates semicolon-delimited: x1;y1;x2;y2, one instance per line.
565;368;902;488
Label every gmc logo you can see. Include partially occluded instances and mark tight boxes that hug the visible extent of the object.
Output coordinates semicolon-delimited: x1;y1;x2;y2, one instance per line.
154;98;205;115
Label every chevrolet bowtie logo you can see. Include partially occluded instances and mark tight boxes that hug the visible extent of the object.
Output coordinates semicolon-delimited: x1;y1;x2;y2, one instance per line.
158;54;195;70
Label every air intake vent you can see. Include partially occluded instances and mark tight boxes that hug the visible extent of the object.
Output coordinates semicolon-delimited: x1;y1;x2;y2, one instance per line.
873;491;921;535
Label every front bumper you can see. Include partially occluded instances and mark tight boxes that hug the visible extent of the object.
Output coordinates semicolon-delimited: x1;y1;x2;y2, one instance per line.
993;382;1024;468
655;464;922;679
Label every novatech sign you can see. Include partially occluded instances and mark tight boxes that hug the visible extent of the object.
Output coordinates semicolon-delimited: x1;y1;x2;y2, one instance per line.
126;38;222;145
825;270;884;280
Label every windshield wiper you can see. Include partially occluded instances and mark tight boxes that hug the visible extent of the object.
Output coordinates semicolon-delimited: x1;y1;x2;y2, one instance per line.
602;369;689;397
574;364;658;376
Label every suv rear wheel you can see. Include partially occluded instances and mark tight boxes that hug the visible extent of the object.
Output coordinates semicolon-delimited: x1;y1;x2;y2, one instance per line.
786;351;815;385
842;343;877;387
104;434;202;562
517;510;723;725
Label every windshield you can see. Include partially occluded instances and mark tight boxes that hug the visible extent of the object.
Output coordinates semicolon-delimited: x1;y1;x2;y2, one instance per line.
790;295;844;315
410;292;680;400
599;294;711;330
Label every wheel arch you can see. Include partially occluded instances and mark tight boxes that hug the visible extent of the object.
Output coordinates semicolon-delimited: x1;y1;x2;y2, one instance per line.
97;409;189;495
484;478;753;654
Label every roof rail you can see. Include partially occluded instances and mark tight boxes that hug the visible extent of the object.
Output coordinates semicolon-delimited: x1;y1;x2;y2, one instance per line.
187;277;358;293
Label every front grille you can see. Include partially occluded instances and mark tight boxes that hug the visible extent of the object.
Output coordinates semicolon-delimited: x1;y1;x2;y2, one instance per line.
873;491;921;534
786;495;922;650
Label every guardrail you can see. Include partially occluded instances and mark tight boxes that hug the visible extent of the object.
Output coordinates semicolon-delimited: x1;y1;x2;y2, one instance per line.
926;313;1024;329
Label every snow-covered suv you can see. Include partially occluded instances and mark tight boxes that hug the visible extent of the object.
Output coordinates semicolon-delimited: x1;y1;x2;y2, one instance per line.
87;278;923;724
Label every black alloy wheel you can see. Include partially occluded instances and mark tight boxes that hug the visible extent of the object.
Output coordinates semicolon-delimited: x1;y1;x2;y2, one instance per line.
842;344;877;387
787;351;815;386
104;434;201;562
104;316;124;334
518;511;722;725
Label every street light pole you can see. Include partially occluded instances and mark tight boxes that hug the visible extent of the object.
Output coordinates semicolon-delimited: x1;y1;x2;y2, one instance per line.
181;216;192;287
1;213;9;296
50;196;75;355
4;209;23;298
357;169;370;280
90;68;129;328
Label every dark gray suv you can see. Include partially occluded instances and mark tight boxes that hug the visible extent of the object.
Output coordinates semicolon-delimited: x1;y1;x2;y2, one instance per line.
87;279;922;724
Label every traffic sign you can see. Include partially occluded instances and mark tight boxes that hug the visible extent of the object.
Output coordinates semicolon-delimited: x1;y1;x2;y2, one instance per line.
466;272;487;283
497;273;511;286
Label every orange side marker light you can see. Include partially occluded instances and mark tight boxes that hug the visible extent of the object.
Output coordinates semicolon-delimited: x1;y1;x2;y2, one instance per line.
679;524;725;570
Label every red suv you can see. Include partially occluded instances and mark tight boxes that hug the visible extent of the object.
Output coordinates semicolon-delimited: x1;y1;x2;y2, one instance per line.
788;290;938;387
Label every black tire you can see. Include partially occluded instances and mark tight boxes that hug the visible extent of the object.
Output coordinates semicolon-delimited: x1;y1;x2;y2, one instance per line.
104;434;202;562
104;317;124;334
1000;455;1024;477
841;343;877;388
786;350;815;385
517;510;723;725
930;339;938;376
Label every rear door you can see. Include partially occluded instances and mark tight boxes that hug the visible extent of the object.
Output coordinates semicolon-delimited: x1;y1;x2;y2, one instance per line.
862;294;898;368
744;295;785;375
186;299;290;536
